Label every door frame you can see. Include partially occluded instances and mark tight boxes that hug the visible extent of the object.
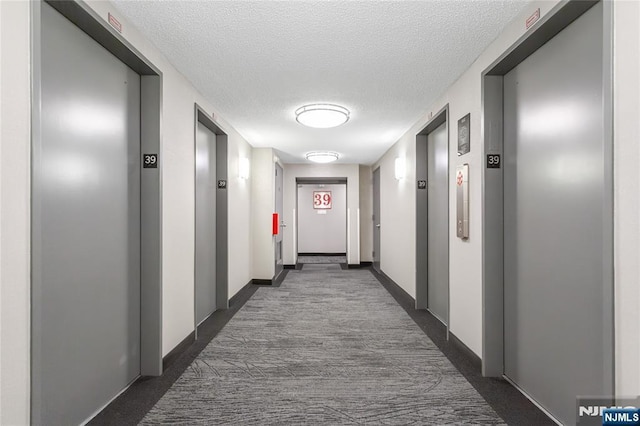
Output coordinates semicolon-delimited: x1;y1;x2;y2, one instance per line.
481;0;614;392
193;104;229;337
415;105;450;333
274;161;284;280
30;0;164;421
372;167;381;273
295;178;348;263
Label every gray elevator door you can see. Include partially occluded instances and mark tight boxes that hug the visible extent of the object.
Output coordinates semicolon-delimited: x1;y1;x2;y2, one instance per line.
503;3;608;425
427;122;448;324
195;122;217;325
372;168;381;272
35;3;141;424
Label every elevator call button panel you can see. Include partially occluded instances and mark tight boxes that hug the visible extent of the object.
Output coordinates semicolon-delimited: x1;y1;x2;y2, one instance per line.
456;164;469;239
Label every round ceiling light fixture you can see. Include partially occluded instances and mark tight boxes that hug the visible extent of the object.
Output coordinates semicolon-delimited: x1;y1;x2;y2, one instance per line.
305;151;340;163
295;104;350;128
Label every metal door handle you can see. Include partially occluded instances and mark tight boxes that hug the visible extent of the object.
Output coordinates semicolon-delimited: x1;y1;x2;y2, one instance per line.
376;224;381;228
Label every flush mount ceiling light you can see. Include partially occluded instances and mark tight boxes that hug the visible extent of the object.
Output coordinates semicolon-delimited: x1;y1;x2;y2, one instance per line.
305;151;340;163
295;104;350;128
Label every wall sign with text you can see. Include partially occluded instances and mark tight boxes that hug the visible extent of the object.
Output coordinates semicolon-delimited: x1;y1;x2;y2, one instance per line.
143;154;158;168
313;191;332;209
486;154;501;169
458;113;471;156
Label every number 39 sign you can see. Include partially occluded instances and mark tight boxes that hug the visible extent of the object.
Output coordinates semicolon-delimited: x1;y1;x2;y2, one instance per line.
313;191;332;209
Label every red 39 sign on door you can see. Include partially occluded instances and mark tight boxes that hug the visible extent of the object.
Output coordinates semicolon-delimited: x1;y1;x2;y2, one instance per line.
313;191;332;209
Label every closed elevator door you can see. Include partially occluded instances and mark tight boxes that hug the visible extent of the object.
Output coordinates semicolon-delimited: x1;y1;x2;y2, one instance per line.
34;3;141;424
195;122;217;325
427;122;448;324
503;3;608;425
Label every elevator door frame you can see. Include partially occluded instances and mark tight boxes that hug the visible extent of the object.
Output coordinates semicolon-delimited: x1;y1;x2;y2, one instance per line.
481;0;613;390
193;104;229;338
372;168;381;273
415;105;450;334
30;1;164;418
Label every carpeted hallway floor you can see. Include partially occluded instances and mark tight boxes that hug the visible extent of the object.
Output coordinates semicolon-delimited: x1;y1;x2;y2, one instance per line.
141;264;504;425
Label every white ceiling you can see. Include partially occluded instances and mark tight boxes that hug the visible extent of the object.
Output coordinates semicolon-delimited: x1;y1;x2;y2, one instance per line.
111;0;529;165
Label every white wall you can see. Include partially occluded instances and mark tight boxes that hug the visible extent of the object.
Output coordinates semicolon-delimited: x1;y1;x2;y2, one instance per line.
0;0;3;414
373;0;640;398
0;1;254;422
0;2;30;424
283;164;360;265
297;184;347;254
359;165;373;262
251;148;275;280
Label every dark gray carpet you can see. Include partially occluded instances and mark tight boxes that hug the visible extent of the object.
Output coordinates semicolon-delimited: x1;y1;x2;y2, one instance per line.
297;255;346;264
141;265;504;425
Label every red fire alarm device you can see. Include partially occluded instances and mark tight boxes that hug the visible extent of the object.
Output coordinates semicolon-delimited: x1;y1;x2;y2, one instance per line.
272;213;279;235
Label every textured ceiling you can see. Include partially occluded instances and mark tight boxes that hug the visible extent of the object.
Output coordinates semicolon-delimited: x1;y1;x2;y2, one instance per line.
111;0;529;164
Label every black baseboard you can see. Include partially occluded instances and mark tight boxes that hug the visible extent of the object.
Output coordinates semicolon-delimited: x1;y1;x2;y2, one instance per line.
163;279;257;372
162;331;195;372
89;280;261;426
272;270;288;287
371;268;416;307
229;280;254;307
252;279;272;286
347;262;372;269
449;331;482;370
368;267;552;425
284;264;304;270
297;252;346;256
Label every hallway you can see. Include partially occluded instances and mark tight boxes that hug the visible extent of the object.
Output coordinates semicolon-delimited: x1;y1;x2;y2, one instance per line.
98;264;550;425
2;1;640;424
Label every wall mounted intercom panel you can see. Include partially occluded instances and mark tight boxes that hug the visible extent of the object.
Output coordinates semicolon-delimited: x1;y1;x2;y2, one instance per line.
456;164;469;239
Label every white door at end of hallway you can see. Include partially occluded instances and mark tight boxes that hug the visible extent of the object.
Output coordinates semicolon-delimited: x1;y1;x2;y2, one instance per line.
297;184;347;255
